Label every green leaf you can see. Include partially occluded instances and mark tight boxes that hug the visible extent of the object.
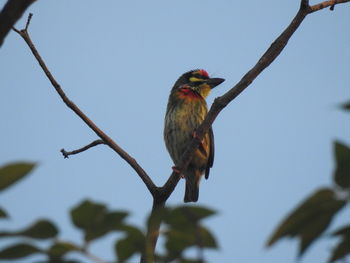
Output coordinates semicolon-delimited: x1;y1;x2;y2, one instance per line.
298;214;333;256
177;206;216;221
0;162;36;191
71;200;106;229
328;237;350;263
329;225;350;262
340;101;350;110
164;206;216;230
20;220;58;239
334;141;350;188
333;225;350;237
0;207;8;219
267;188;346;256
198;226;217;248
165;226;217;260
71;200;128;242
0;243;42;259
47;241;80;258
0;219;58;239
115;225;145;263
168;226;216;249
115;238;138;263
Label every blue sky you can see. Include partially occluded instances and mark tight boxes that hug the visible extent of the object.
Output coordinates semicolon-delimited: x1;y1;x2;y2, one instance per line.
1;0;350;262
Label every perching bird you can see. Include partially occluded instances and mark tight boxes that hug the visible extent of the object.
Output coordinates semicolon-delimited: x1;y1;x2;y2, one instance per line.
164;69;225;202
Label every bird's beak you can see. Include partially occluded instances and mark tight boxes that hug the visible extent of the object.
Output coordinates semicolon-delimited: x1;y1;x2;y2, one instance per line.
206;78;225;88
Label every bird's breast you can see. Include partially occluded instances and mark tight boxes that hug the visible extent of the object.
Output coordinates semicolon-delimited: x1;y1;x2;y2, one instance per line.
164;97;209;167
176;87;202;101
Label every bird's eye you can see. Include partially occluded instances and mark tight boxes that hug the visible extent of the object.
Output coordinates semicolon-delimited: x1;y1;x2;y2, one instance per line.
193;72;209;80
192;70;209;79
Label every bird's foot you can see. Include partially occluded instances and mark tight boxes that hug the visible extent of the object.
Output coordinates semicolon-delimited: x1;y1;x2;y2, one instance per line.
172;166;185;178
192;131;204;143
192;131;199;139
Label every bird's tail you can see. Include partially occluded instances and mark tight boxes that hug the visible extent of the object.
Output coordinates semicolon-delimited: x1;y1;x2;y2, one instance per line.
184;168;201;203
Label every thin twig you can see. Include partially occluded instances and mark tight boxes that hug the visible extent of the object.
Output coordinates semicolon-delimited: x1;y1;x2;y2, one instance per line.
12;17;157;195
61;139;106;158
25;12;32;30
12;0;350;262
161;0;350;199
0;0;36;46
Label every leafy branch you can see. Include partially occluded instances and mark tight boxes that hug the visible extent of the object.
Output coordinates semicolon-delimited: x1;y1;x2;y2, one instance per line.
267;105;350;262
0;164;218;263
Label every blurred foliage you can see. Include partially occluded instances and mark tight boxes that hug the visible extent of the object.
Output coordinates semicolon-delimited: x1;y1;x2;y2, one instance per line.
0;162;36;192
0;162;36;219
0;243;42;260
1;102;349;262
267;103;350;262
0;208;7;219
0;161;218;262
0;219;58;239
267;188;346;256
334;142;350;188
70;199;128;243
340;101;350;110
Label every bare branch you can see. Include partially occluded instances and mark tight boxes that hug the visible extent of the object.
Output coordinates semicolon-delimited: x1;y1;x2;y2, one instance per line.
301;0;310;9
163;0;350;199
309;0;350;12
0;0;36;47
24;12;32;30
60;140;106;159
12;15;157;195
12;1;350;261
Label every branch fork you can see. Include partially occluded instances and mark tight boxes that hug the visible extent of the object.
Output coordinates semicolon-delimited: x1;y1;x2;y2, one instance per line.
12;0;350;261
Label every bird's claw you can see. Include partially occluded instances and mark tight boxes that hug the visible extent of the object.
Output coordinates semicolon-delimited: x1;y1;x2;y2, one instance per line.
192;131;204;142
192;130;206;151
172;166;185;178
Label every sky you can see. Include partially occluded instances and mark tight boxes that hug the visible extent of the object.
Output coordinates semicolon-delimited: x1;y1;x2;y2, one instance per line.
1;0;350;262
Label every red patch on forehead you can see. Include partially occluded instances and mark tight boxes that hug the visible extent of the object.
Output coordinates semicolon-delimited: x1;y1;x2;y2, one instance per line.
198;69;209;78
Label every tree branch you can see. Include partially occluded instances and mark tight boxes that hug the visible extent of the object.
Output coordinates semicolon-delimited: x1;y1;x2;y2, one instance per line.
60;139;106;159
12;0;350;261
309;0;350;12
12;16;157;196
0;0;36;47
160;0;350;200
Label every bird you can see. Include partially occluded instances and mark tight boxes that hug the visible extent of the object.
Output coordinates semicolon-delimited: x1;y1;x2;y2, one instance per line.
164;69;225;202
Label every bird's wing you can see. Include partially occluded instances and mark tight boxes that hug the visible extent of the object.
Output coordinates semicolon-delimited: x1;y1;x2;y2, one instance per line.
205;127;214;179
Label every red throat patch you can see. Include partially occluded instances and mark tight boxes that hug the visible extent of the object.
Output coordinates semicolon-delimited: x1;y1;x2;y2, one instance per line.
177;86;202;100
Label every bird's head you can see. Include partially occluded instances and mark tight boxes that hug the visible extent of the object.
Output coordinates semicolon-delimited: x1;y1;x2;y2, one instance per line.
172;69;225;98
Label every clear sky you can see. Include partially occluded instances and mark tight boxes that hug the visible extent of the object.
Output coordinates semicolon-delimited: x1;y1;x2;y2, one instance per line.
1;0;350;262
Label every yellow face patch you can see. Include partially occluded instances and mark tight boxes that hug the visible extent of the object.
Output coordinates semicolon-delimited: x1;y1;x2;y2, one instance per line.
189;77;204;83
198;83;211;98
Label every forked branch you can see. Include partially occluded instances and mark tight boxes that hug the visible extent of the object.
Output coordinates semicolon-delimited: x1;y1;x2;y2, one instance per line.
13;15;156;196
12;0;350;262
0;0;36;46
162;0;350;196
